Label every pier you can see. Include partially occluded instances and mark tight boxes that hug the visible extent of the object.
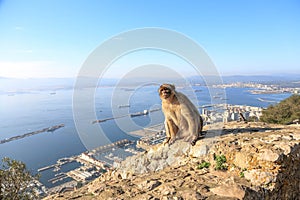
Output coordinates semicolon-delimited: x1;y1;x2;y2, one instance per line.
129;123;164;137
38;157;75;172
90;139;133;154
48;173;68;184
38;164;56;172
0;124;65;144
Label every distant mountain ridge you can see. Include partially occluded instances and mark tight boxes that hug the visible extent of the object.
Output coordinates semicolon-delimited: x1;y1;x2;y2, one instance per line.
1;74;299;93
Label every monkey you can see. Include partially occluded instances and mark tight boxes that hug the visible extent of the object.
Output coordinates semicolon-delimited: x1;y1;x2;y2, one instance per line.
158;83;203;146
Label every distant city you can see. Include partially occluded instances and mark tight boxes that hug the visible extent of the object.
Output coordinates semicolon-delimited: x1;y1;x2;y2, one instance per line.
212;82;300;94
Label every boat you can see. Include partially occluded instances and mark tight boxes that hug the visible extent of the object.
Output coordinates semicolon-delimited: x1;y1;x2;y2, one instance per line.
118;104;130;108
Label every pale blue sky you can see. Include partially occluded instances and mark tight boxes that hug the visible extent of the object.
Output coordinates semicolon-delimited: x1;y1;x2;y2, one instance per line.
0;0;299;78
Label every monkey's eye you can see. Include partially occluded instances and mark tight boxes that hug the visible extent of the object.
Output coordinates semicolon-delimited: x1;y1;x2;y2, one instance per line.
163;88;170;92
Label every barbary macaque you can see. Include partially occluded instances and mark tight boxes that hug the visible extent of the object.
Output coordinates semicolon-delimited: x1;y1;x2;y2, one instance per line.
159;84;203;146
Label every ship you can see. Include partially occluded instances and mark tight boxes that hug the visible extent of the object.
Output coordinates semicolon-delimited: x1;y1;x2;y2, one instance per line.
130;110;149;117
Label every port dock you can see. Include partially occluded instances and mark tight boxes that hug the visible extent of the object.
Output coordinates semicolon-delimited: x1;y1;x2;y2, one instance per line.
129;123;164;137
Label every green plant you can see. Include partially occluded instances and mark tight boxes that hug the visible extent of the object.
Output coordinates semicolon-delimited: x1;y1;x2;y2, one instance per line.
214;154;227;170
260;94;300;124
239;171;245;178
197;161;211;169
239;168;247;178
0;157;39;199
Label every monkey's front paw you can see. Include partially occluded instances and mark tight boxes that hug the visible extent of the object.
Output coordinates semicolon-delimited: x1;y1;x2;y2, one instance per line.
163;137;171;145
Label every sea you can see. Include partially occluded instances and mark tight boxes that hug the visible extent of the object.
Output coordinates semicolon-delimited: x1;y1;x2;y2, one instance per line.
0;80;292;187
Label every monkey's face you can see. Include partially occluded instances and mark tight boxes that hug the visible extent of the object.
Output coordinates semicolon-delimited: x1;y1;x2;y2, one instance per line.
159;84;175;100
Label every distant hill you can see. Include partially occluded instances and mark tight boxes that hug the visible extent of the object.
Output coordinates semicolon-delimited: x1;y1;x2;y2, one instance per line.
260;94;300;124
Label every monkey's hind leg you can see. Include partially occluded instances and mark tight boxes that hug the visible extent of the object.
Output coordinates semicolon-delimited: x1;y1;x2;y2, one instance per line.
184;134;199;146
190;115;204;146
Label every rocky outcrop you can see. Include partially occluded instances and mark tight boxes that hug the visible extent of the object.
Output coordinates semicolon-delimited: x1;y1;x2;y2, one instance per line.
45;122;300;200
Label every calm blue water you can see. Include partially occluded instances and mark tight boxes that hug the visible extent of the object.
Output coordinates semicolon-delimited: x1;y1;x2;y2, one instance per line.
0;84;291;187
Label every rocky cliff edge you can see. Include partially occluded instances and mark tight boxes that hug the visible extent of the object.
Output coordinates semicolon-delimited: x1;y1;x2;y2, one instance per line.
45;122;300;200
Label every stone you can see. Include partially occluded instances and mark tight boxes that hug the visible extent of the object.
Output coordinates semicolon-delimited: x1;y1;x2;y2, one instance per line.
244;169;274;186
210;184;245;199
292;132;300;140
274;142;291;155
258;149;280;162
178;190;205;200
189;143;209;158
282;135;293;141
159;185;176;195
234;152;250;169
138;180;161;191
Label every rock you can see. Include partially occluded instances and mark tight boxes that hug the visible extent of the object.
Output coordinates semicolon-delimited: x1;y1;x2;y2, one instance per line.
117;141;191;175
292;132;300;140
138;180;161;191
159;185;176;195
234;152;250;169
210;184;245;199
274;142;291;155
282;135;293;141
189;143;209;158
244;169;274;186
258;149;279;162
178;190;205;200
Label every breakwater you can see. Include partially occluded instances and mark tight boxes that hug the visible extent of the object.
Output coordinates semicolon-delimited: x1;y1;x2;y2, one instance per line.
0;124;65;144
92;108;161;124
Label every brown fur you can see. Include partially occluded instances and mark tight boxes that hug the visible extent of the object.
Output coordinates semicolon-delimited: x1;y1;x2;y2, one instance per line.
159;84;203;146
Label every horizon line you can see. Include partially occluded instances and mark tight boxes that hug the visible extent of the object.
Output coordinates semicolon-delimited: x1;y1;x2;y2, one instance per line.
1;73;300;79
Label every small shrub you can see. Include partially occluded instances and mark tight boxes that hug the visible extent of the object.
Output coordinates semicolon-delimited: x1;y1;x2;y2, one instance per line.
214;154;227;170
197;161;211;169
240;168;247;178
239;171;245;178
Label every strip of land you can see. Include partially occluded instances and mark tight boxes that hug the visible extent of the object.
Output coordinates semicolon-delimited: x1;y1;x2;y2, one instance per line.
0;124;65;144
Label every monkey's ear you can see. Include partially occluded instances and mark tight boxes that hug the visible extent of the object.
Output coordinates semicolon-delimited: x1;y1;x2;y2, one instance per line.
170;84;175;90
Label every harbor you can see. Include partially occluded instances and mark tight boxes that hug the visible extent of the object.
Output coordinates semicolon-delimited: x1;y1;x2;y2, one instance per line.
38;126;167;195
38;138;142;193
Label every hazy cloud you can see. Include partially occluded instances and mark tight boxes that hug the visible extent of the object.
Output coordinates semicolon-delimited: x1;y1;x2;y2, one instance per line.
14;26;24;31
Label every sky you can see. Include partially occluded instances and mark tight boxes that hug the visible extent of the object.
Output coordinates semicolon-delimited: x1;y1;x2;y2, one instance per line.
0;0;299;78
